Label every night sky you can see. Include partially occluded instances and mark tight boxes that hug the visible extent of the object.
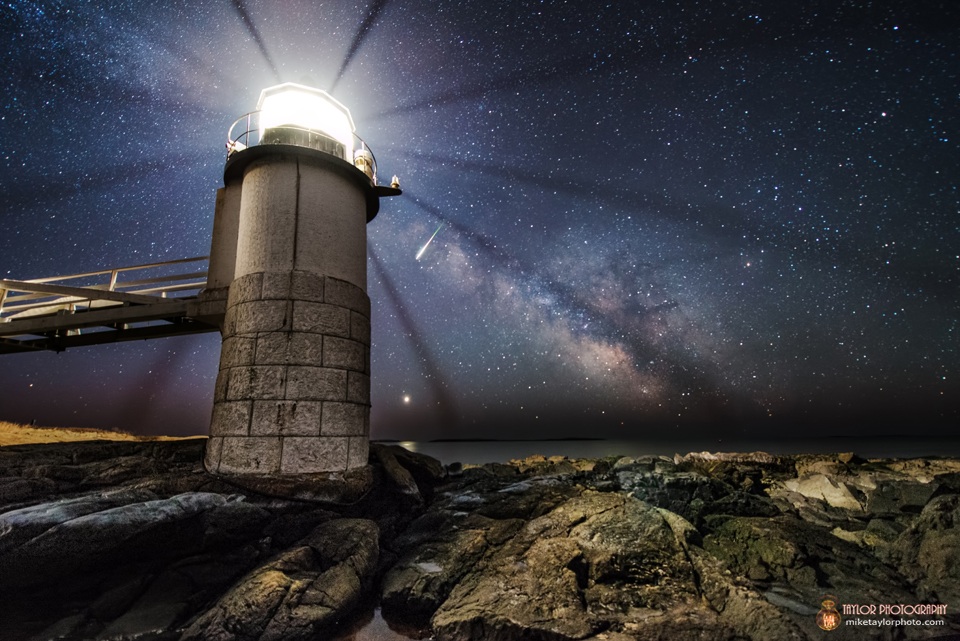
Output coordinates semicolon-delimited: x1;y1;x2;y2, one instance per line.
1;0;957;442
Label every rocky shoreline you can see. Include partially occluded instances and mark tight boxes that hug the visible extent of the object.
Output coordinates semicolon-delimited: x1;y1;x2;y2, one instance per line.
1;440;958;640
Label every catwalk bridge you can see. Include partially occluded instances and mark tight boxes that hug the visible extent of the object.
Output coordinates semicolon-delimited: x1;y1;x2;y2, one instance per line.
0;256;225;355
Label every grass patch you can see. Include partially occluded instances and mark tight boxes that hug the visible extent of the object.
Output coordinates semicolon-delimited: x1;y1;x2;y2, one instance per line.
0;421;204;446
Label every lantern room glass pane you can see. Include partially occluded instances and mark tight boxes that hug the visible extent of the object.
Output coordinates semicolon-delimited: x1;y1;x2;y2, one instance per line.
257;83;355;160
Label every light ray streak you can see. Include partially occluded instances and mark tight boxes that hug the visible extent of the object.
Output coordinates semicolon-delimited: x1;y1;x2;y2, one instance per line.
330;0;392;93
228;0;282;82
369;244;459;429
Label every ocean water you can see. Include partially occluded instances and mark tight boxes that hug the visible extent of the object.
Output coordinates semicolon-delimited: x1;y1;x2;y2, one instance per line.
329;607;416;641
384;435;960;466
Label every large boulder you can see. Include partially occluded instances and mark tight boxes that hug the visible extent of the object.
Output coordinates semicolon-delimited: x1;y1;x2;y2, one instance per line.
180;518;379;641
889;494;960;605
612;457;766;528
0;440;215;510
431;491;690;640
0;488;158;556
390;485;808;641
380;469;577;629
381;512;521;628
703;512;924;638
781;474;864;511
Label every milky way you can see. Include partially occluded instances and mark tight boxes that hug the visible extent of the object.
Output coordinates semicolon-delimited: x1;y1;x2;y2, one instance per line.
1;0;957;439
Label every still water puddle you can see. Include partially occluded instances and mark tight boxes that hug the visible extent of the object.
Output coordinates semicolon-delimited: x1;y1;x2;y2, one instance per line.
330;606;427;641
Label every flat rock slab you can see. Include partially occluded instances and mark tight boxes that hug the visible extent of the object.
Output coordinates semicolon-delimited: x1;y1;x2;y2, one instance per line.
0;491;268;591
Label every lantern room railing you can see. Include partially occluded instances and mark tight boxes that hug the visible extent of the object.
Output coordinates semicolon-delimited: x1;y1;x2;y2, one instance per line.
226;111;380;186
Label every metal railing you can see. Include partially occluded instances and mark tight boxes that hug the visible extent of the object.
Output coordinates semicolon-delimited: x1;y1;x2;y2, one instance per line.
0;256;209;321
226;111;381;186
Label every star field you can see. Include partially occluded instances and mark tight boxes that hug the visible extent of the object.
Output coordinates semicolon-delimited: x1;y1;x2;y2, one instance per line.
1;0;957;440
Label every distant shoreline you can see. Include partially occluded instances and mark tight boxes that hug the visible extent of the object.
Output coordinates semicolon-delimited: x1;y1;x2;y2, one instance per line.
5;423;959;462
428;436;605;443
381;435;960;465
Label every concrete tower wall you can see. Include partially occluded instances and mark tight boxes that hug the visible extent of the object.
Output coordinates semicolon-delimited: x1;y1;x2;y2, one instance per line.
206;182;242;291
234;157;367;288
206;152;372;477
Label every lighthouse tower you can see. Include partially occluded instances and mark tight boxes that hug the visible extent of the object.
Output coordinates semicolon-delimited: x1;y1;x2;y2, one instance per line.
202;83;399;497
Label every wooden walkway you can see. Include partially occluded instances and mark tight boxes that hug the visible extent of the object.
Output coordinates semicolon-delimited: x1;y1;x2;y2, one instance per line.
0;257;223;354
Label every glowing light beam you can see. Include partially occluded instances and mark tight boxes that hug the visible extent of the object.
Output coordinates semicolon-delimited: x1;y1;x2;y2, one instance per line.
415;223;444;260
369;244;459;429
228;0;282;83
330;0;392;93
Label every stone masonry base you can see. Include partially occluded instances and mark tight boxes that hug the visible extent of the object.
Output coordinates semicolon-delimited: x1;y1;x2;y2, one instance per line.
206;271;371;475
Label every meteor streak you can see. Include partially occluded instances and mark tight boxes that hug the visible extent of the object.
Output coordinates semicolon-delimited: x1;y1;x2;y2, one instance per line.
415;223;444;260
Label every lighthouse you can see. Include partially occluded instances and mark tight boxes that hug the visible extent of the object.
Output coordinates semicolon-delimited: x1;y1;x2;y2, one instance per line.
202;83;399;496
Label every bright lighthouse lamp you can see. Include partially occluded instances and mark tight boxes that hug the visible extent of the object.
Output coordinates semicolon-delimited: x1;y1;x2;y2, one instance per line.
227;82;400;192
258;83;356;160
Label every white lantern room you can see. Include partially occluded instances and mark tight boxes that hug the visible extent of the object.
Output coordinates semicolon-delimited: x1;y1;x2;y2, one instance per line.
257;83;356;161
